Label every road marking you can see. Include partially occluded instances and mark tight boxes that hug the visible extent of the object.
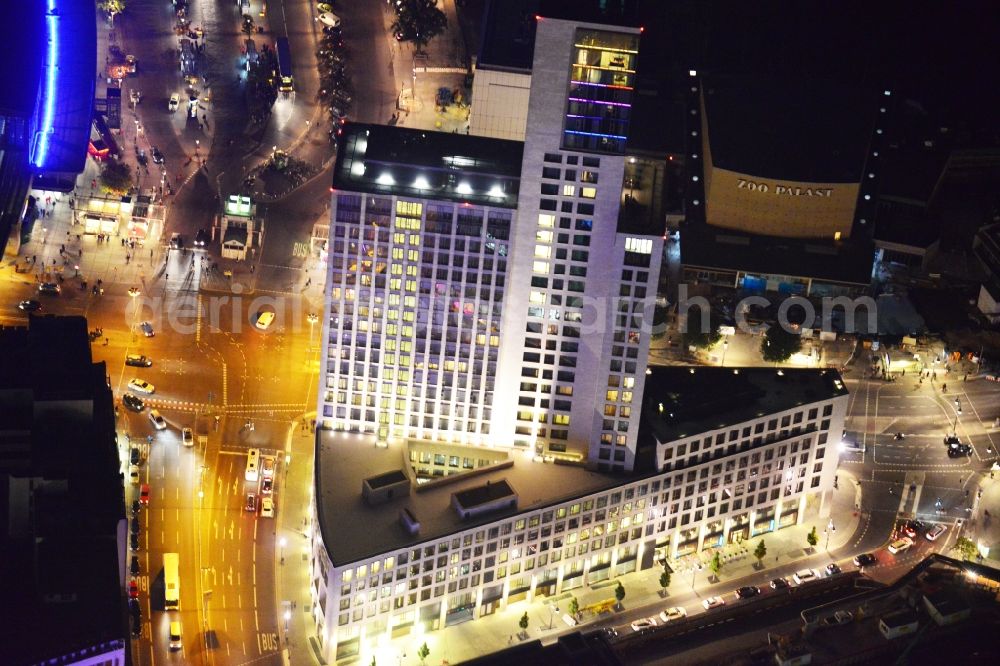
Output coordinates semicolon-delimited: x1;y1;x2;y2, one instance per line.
222;362;228;406
196;294;203;343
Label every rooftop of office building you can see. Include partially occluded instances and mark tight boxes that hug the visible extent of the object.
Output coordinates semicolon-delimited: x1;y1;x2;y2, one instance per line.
315;431;626;566
332;123;523;208
0;316;126;663
640;366;849;444
701;75;877;184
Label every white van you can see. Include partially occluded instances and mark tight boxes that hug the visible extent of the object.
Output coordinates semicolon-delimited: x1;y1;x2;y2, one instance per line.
169;621;182;650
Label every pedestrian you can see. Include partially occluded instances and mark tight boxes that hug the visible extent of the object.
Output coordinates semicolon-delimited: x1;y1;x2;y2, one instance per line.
32;255;36;264
150;249;153;259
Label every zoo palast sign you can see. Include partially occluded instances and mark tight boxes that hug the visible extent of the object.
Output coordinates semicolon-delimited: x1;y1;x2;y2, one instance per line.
737;178;833;197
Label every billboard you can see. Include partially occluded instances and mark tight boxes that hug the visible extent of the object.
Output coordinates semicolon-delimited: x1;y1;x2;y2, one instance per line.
704;166;859;240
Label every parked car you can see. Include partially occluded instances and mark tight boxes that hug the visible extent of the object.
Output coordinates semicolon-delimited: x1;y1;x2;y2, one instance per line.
130;446;141;465
262;477;273;495
18;300;42;311
139;321;155;337
821;610;854;626
925;524;947;541
129;466;140;485
770;577;791;589
793;569;817;585
129;579;139;599
130;532;140;551
123;394;145;412
130;516;140;534
702;596;725;610
169;233;184;249
130;555;141;576
128;378;155;394
245;493;257;512
659;606;686;622
825;563;842;576
126;354;152;367
139;483;150;505
261;497;274;518
149;409;167;430
131;500;140;517
38;282;61;294
853;553;877;567
735;586;760;600
151;147;164;164
903;520;926;538
262;456;275;478
887;537;913;554
168;93;179;111
630;617;657;632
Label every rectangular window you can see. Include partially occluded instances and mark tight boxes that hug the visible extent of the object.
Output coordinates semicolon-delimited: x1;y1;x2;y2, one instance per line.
580;187;597;199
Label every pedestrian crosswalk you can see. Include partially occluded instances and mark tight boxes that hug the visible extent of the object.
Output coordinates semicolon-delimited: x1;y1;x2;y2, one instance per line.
122;396;308;415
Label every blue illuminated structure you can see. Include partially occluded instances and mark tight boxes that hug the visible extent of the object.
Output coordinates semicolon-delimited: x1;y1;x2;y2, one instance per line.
32;0;60;169
28;0;96;177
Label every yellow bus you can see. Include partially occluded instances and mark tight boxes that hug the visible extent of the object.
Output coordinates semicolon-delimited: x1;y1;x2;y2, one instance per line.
246;448;260;482
164;552;179;610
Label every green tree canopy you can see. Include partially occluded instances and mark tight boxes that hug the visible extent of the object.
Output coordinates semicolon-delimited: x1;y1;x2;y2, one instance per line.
568;597;579;617
709;551;723;576
806;526;819;548
417;642;430;665
100;161;132;196
754;539;767;564
391;0;447;52
97;0;125;25
762;325;802;363
614;581;626;604
659;569;671;592
518;611;529;631
681;305;722;350
954;536;977;560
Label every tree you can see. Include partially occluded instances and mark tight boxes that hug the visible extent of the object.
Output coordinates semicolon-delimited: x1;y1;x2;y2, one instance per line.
806;526;819;549
954;536;977;561
369;657;376;666
761;325;802;363
568;596;579;619
241;14;256;37
754;540;767;567
681;305;721;350
100;161;133;196
416;642;430;665
518;611;529;637
614;581;626;609
97;0;125;26
659;568;672;596
709;551;723;578
391;0;447;53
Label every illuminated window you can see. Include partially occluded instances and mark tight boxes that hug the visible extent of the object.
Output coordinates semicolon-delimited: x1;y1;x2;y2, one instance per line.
624;237;653;254
535;245;552;258
533;261;550;274
553;414;570;425
536;230;553;243
529;291;546;304
396;200;423;216
562;185;576;197
581;187;597;199
538;214;555;228
606;390;619;401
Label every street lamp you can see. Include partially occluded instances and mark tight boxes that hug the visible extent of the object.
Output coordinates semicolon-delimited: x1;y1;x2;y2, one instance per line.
128;287;141;340
691;563;703;590
824;518;836;551
307;312;318;354
721;339;729;367
547;603;560;630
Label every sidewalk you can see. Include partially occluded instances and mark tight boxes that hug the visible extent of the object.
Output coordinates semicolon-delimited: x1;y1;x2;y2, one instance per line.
277;414;321;666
